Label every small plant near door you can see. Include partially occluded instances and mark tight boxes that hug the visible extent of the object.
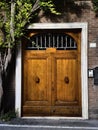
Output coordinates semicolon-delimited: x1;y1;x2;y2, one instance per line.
0;110;16;122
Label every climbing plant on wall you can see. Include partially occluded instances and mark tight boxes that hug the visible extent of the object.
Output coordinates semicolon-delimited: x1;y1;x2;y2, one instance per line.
0;0;59;47
92;0;98;12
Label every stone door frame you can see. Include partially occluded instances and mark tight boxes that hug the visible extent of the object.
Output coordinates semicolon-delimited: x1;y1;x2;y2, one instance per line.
15;23;88;119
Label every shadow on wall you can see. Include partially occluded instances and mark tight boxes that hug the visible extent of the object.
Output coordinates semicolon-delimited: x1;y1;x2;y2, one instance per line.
54;0;91;16
1;50;15;113
33;0;92;23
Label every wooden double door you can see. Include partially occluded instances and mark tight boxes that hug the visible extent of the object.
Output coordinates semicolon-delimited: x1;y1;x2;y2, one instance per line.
22;31;81;117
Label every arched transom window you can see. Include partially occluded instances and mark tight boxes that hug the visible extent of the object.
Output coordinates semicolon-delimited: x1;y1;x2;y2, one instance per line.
26;33;77;50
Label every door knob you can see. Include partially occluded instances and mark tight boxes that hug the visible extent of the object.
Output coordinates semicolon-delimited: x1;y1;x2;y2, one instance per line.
64;76;69;84
35;76;40;84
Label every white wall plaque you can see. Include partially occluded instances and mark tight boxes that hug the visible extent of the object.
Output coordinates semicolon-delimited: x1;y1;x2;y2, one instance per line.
89;43;96;48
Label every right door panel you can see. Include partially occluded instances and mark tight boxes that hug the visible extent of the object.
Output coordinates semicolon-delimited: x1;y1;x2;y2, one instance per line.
51;51;81;116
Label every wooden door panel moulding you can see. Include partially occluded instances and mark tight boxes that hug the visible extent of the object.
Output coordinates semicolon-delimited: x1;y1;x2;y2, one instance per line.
52;54;79;107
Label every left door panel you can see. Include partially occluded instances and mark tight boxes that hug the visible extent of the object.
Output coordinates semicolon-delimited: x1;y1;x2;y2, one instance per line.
22;51;51;116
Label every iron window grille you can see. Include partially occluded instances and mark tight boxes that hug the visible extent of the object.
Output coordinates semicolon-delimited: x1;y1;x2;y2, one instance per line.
26;33;77;50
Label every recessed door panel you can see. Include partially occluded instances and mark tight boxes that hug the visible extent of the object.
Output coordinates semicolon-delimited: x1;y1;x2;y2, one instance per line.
26;59;48;102
53;54;78;104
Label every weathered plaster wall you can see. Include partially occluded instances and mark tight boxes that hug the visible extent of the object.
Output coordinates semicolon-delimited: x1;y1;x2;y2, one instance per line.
34;0;98;119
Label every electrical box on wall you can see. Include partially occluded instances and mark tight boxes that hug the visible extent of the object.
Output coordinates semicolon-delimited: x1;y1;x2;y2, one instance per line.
94;67;98;85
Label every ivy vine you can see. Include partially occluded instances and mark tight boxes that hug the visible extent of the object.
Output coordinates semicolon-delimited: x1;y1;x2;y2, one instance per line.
92;0;98;12
0;0;59;48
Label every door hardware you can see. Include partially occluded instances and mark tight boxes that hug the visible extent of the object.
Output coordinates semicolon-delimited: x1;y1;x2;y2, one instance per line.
35;76;40;84
64;76;69;84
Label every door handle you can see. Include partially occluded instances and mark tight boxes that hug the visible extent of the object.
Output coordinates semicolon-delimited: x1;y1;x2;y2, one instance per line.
35;76;40;84
64;76;69;84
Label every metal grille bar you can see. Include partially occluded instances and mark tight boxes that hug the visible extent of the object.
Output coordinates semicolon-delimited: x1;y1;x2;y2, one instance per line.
26;33;77;50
